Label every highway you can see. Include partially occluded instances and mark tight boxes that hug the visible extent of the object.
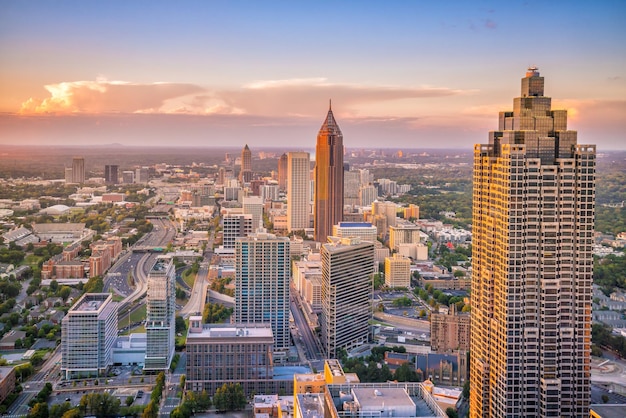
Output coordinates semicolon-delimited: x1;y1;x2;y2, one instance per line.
179;263;209;318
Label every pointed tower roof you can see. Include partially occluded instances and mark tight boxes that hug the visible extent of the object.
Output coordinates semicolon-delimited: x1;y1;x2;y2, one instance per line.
318;100;342;136
243;144;250;150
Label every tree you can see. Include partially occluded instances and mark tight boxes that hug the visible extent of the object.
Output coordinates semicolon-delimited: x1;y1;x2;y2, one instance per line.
175;315;187;333
79;392;120;417
462;380;470;399
28;402;49;418
394;363;420;382
445;407;459;418
213;383;247;412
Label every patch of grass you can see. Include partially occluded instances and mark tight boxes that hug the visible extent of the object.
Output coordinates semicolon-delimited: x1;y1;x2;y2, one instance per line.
182;268;195;288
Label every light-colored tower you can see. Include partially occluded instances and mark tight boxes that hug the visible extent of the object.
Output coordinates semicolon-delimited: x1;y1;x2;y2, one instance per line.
72;157;85;184
384;254;411;288
314;102;344;242
243;196;264;231
470;68;595;418
278;153;288;191
240;144;252;183
287;151;310;232
145;256;176;371
321;237;374;357
235;231;290;352
61;293;118;379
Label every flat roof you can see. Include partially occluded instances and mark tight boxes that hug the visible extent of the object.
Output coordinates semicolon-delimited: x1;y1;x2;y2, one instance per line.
352;387;416;409
188;324;273;339
71;293;110;312
296;393;325;418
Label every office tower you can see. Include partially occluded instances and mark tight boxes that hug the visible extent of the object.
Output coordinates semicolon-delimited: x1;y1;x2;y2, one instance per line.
145;256;176;371
384;254;411;288
135;167;149;184
64;167;73;183
287;151;311;232
314;102;344;242
344;170;361;207
403;204;420;220
359;185;378;207
235;231;290;353
121;170;135;184
260;184;279;202
186;317;274;395
332;222;377;243
71;157;85;184
278;153;288;191
61;293;118;379
223;213;254;249
388;220;422;251
243;196;264;230
470;68;595;418
104;164;119;184
372;200;397;228
430;304;470;353
321;237;374;357
240;144;253;183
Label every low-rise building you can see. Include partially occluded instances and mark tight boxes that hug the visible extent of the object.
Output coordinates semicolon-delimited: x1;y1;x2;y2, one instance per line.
0;366;16;404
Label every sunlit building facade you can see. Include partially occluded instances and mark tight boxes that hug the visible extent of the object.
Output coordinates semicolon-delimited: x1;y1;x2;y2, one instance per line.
287;151;310;232
145;256;176;371
470;68;595;417
314;103;344;242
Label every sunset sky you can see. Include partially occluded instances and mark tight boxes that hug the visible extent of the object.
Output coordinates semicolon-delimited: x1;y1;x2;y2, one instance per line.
1;1;625;150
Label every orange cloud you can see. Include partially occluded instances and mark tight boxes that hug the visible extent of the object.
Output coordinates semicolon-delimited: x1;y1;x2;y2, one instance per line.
20;79;205;114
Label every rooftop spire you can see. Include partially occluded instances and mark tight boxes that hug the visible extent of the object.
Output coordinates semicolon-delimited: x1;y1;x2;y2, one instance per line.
329;98;332;111
319;101;342;136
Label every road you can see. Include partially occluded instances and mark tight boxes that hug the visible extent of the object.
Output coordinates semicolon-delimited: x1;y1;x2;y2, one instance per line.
290;287;323;364
179;263;209;318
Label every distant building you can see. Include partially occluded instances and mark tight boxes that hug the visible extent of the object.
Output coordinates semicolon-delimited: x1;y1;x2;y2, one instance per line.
61;293;118;379
416;352;468;387
104;164;119;184
240;144;253;183
144;256;176;371
332;222;377;244
72;157;85;184
321;237;374;357
121;170;135;184
243;196;264;231
134;167;149;184
389;220;421;251
222;213;254;249
430;305;470;352
277;153;288;191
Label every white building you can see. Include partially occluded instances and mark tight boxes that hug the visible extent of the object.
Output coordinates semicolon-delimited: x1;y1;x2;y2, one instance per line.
287;152;311;232
145;256;176;371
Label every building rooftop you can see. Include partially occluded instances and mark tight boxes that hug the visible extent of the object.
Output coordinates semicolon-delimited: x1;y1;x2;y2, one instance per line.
188;323;273;339
296;393;325;418
352;387;416;410
71;293;110;312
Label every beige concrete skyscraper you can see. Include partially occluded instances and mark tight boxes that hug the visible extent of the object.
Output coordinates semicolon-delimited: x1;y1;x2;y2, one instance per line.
470;68;595;417
72;157;85;184
314;102;344;242
277;153;288;191
287;152;310;232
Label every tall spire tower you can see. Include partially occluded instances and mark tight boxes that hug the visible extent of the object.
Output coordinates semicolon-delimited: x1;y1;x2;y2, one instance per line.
239;144;252;183
470;68;595;417
314;101;344;242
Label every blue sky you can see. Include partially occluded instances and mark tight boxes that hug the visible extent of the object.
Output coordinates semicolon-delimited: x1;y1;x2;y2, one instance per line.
1;0;625;149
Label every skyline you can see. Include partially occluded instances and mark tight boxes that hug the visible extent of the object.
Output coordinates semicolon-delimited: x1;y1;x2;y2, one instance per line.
1;1;625;149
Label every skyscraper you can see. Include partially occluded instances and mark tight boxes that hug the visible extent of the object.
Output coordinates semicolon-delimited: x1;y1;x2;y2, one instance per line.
314;102;344;242
320;237;374;357
287;151;310;232
470;68;595;417
240;144;252;183
72;157;85;184
235;231;290;353
61;293;118;379
104;164;119;184
145;256;176;371
277;153;288;191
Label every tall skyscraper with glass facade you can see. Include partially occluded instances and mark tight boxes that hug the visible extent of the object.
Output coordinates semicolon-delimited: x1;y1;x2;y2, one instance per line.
145;256;176;371
235;231;290;353
287;151;310;232
314;102;344;242
470;68;595;417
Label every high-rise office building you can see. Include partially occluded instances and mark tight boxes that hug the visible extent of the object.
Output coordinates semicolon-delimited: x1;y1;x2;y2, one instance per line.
321;237;374;357
287;151;310;232
470;68;595;418
314;102;344;242
145;256;176;371
277;153;288;191
222;213;254;249
344;170;361;207
72;157;85;184
61;293;118;379
384;254;411;288
235;231;290;353
240;144;253;183
243;196;264;231
104;164;119;184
